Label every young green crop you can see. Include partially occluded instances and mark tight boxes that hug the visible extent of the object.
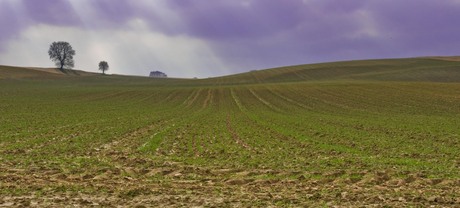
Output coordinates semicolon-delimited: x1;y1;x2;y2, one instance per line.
1;59;460;206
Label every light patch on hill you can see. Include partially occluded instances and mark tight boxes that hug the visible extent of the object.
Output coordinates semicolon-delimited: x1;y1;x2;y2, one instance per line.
425;56;460;62
25;67;65;74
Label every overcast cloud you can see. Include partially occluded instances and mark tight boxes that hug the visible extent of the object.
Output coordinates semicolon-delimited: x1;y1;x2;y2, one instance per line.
1;0;460;78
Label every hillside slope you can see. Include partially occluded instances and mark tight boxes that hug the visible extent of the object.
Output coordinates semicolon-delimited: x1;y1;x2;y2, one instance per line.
204;57;460;85
0;65;97;79
1;56;460;85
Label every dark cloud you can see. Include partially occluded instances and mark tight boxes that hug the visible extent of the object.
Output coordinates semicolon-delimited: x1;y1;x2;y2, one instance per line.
166;0;307;39
90;0;135;23
167;0;460;71
0;2;17;42
22;0;81;26
0;0;80;52
167;0;374;70
367;0;460;55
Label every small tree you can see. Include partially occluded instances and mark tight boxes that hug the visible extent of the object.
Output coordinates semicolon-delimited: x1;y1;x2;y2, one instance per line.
98;61;109;74
48;41;75;71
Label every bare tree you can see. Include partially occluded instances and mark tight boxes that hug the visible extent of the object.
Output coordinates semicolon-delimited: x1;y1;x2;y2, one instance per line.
48;41;76;71
98;61;109;75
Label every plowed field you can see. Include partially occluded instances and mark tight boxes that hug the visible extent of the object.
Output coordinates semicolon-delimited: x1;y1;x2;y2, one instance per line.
1;58;460;207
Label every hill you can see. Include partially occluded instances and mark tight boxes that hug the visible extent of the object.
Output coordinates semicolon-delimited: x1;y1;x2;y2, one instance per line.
204;57;460;85
2;57;460;84
0;65;98;79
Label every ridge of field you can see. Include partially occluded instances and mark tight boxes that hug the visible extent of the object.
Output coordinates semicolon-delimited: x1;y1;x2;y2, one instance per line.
2;56;460;84
0;65;99;79
1;57;460;206
202;57;460;85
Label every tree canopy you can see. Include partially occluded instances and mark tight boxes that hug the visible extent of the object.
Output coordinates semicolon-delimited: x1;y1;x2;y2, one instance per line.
98;61;109;74
48;41;76;71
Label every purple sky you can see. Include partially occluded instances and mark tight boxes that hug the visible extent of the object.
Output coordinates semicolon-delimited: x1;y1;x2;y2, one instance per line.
1;0;460;77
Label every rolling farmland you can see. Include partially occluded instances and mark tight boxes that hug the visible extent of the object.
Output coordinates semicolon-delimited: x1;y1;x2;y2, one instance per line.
1;57;460;206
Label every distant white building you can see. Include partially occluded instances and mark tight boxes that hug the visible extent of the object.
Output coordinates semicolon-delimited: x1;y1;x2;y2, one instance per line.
149;71;167;78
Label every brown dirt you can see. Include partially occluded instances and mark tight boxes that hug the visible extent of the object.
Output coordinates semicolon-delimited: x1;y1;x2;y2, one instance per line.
226;114;253;151
2;155;460;207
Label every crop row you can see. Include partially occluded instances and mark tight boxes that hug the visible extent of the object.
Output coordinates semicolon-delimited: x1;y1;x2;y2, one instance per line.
1;80;459;178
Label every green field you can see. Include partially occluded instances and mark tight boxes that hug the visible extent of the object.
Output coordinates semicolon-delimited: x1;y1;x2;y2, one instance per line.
1;57;460;206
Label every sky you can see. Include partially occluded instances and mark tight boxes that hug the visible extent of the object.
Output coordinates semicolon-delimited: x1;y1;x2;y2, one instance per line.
1;0;460;78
